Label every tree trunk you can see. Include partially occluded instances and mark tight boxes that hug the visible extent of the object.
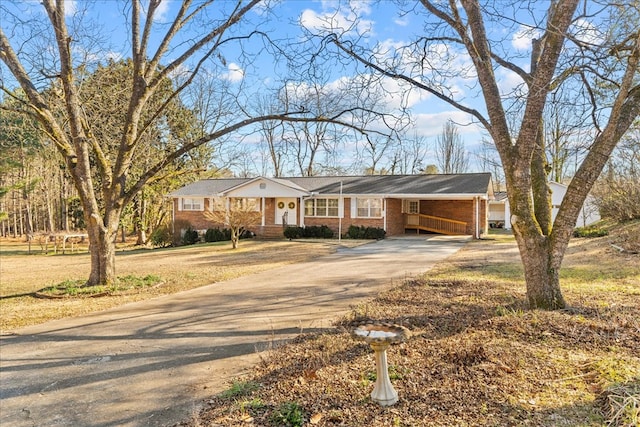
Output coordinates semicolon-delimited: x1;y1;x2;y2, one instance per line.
231;228;239;249
87;221;118;287
512;226;567;310
134;193;147;246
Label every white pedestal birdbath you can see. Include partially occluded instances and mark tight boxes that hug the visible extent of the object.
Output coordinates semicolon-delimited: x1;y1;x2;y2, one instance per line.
353;322;408;406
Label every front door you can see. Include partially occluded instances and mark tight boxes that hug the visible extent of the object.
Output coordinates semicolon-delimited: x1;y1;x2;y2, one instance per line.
275;198;297;226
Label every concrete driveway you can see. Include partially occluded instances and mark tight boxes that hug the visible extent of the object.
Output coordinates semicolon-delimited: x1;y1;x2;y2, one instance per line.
0;235;469;427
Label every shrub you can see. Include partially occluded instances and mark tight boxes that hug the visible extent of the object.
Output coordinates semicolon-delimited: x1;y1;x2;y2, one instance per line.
284;225;334;239
301;225;334;238
284;226;301;239
345;225;386;240
573;225;609;238
205;228;229;242
239;229;254;239
203;228;253;243
181;226;200;245
150;226;172;247
172;219;192;246
592;176;640;222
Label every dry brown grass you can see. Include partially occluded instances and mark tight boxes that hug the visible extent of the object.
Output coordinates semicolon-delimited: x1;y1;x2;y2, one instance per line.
180;222;640;427
0;238;366;332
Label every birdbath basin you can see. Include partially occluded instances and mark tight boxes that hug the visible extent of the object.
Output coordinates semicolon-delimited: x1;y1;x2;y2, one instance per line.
353;322;408;406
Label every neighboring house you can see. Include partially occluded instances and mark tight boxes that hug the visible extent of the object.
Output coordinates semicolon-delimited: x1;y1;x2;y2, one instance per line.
488;181;601;229
168;173;494;239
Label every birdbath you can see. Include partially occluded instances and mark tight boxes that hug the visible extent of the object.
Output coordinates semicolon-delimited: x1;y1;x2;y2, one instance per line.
353;322;408;406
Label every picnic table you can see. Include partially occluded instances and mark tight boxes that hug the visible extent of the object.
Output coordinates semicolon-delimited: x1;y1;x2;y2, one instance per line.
28;232;89;254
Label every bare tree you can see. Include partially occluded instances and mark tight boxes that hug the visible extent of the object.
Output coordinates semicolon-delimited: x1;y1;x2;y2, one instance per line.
0;1;364;286
255;95;287;177
435;120;469;174
544;89;590;183
205;198;261;249
474;137;505;191
322;0;640;309
591;125;640;221
389;132;428;175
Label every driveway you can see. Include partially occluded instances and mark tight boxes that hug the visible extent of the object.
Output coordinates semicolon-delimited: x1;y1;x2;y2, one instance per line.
0;235;469;427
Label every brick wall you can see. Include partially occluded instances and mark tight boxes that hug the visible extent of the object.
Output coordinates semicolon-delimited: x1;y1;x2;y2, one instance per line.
173;196;488;238
173;198;220;234
264;198;275;224
302;197;385;237
419;199;488;236
385;198;404;236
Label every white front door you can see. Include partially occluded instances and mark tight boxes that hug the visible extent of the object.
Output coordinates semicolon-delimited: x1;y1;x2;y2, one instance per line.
275;198;297;226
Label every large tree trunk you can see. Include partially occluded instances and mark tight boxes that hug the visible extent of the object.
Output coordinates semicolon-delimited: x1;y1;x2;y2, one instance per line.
86;210;119;287
507;153;568;310
513;231;566;309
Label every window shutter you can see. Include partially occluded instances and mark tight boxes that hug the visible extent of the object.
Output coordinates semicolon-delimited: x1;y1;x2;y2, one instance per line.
177;197;182;211
350;198;357;218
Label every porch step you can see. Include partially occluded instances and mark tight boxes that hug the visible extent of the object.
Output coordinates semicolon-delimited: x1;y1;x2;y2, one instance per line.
256;226;285;239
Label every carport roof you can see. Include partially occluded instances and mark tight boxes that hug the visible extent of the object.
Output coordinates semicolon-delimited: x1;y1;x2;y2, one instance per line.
169;173;493;198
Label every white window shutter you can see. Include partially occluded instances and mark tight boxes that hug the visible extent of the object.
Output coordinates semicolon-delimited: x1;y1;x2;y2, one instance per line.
351;198;356;218
177;197;182;211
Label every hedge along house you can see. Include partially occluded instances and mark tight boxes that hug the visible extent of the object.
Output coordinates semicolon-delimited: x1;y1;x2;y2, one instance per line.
168;173;494;239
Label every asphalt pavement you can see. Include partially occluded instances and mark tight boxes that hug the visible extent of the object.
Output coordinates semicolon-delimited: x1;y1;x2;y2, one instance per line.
0;235;469;427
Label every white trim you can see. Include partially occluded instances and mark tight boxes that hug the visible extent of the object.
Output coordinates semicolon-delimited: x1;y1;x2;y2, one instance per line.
475;197;479;239
354;197;383;218
299;197;304;227
383;199;387;231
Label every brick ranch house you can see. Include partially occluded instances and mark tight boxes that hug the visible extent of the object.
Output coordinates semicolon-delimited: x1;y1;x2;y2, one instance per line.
168;173;494;239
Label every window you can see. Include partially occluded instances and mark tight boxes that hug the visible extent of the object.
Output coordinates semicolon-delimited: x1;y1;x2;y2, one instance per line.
304;198;339;217
182;198;203;211
407;200;419;214
357;198;382;218
231;198;259;211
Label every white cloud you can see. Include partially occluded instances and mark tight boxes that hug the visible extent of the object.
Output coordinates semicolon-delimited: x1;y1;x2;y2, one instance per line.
511;25;542;51
64;0;77;16
497;67;525;97
299;2;374;36
222;63;244;83
394;16;409;27
349;0;372;16
412;111;483;138
571;18;604;46
153;0;170;22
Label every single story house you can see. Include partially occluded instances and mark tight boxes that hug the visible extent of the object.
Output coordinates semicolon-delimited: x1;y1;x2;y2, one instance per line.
488;181;601;229
168;173;494;239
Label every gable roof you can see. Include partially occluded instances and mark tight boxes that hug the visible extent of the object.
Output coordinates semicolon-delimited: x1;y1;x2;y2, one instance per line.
168;178;248;197
169;173;493;198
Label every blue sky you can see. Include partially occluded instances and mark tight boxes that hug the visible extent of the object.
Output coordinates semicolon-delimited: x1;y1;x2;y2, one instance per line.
4;0;603;175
